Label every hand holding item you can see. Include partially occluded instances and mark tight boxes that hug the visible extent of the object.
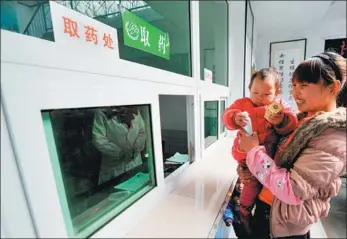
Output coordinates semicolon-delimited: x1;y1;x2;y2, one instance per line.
225;218;233;227
264;102;284;125
235;111;250;127
239;131;259;153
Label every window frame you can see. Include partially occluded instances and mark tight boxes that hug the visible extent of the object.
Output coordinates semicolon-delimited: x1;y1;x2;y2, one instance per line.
41;103;157;237
1;60;165;238
219;98;227;138
203;100;219;149
0;0;231;236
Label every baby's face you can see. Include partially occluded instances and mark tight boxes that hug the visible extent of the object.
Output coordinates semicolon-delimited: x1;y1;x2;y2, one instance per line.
250;76;278;106
236;182;244;192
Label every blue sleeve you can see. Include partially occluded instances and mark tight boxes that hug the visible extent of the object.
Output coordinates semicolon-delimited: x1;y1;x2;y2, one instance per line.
223;203;234;222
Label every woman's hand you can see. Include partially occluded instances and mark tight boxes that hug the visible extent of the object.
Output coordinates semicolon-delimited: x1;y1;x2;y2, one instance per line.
239;131;259;153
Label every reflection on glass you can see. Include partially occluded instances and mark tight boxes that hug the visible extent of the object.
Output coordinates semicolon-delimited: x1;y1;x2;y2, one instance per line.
220;100;226;134
204;101;218;148
42;105;156;237
1;1;54;41
199;1;228;86
57;0;192;76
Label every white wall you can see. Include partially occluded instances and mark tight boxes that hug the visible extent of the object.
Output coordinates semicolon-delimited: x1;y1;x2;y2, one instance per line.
159;95;187;131
255;18;346;69
1;105;37;238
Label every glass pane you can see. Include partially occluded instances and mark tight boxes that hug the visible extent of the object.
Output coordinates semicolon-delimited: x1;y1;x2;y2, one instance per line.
199;1;228;86
204;101;218;148
220;100;226;134
159;95;189;178
57;0;192;76
41;105;156;237
1;1;54;41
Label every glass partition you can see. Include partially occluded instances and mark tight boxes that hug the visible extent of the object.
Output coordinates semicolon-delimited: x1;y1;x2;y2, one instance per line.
42;104;156;237
1;0;54;41
199;1;228;86
159;95;190;178
204;101;219;148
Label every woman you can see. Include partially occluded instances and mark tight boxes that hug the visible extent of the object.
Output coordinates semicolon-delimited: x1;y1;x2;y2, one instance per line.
92;106;146;185
239;52;346;239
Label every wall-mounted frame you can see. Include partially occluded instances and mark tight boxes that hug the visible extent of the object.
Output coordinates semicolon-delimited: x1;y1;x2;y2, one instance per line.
269;38;307;67
324;37;347;58
243;0;254;97
269;38;307;110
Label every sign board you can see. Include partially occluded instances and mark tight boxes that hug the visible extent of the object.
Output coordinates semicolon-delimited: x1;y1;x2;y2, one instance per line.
122;10;170;60
49;1;119;57
324;38;347;58
204;68;213;83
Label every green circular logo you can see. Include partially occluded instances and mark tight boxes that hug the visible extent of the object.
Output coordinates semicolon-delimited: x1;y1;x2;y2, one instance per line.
125;21;139;41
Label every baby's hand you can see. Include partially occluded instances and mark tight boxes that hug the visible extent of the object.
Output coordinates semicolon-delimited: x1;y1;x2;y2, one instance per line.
265;102;284;125
266;112;284;125
235;112;250;127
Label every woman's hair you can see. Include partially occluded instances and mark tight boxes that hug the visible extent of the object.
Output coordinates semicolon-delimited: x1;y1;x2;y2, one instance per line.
292;52;346;107
249;67;281;90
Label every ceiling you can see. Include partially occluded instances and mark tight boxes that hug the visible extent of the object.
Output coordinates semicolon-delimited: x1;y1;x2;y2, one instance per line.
251;1;346;37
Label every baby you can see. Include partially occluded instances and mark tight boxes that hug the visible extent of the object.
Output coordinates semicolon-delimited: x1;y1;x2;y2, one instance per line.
222;67;298;235
223;180;248;238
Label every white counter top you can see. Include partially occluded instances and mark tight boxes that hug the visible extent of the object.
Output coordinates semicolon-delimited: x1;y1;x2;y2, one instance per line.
126;137;238;238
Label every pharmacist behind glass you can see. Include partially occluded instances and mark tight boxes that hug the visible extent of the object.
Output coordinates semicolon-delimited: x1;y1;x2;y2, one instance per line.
92;106;146;184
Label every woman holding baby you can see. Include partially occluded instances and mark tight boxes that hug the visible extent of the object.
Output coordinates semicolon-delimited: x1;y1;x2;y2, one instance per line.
239;52;346;239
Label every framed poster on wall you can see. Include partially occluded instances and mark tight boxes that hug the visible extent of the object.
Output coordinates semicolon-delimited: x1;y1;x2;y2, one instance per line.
269;38;307;110
324;37;347;58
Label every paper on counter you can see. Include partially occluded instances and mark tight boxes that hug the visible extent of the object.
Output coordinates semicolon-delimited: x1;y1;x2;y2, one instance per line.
166;152;189;164
114;172;150;192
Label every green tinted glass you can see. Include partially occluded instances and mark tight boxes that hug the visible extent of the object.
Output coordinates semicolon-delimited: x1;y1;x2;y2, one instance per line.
199;1;228;86
42;105;156;237
204;101;219;148
1;1;54;41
